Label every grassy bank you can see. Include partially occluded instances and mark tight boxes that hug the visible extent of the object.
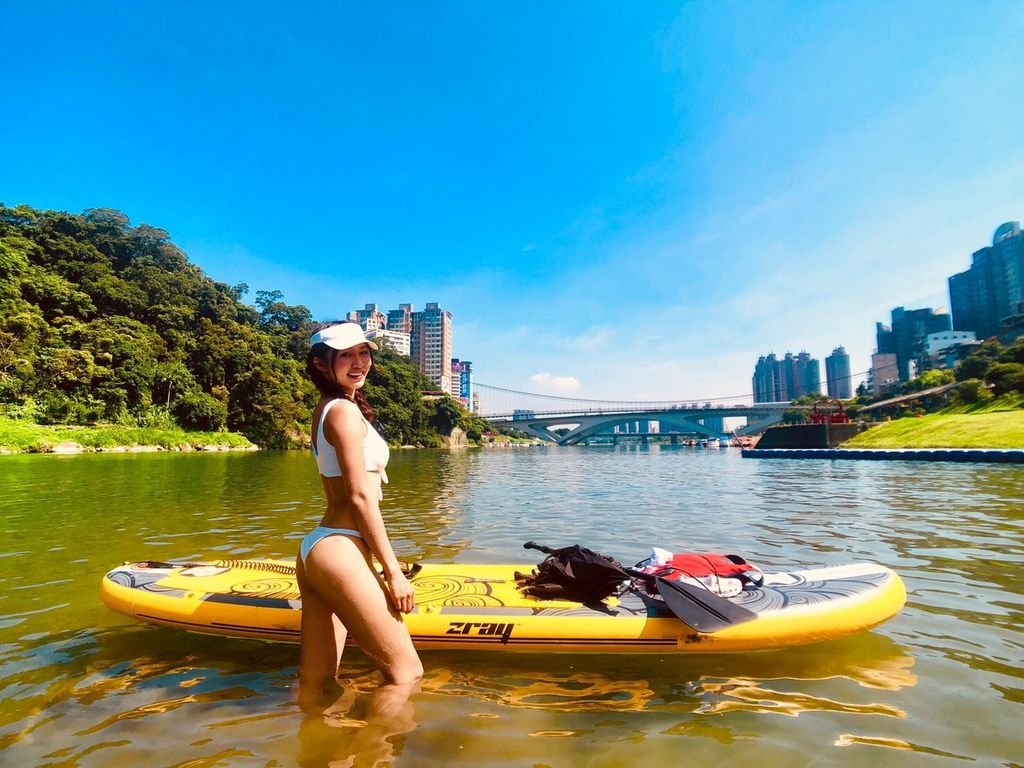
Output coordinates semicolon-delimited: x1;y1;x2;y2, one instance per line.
843;397;1024;449
0;416;255;454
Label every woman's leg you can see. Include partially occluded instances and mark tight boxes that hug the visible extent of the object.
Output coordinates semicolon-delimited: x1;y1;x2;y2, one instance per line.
302;536;423;685
296;555;349;698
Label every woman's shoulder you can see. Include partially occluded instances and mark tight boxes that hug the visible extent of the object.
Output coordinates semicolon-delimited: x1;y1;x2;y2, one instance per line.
321;398;367;447
324;396;360;414
323;397;363;426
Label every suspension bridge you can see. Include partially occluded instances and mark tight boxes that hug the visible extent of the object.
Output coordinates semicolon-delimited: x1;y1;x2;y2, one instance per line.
472;383;792;445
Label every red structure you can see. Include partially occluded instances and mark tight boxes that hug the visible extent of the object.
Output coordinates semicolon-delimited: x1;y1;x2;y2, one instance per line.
811;399;850;425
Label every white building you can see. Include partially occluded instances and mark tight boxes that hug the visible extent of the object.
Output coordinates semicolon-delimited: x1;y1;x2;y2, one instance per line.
366;328;411;356
348;303;387;332
925;330;977;356
926;330;980;370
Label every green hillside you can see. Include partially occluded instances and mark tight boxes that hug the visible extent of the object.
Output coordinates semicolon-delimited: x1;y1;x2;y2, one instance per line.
843;409;1024;448
0;204;487;449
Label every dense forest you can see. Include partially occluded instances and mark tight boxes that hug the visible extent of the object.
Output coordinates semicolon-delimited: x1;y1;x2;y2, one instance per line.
0;204;492;448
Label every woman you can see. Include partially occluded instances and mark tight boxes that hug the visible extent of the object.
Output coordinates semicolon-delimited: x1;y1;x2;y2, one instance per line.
298;321;423;694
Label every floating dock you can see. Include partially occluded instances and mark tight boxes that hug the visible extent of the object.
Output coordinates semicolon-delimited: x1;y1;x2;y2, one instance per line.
742;448;1024;463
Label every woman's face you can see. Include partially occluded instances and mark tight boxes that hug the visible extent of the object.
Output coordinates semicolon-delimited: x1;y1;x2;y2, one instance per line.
324;344;373;392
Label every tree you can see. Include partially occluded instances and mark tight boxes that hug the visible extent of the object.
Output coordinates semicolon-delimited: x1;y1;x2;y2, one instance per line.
21;266;97;320
255;289;313;332
949;379;992;406
1001;336;1024;366
782;394;820;425
173;389;228;431
365;348;438;446
0;235;32;301
228;357;309;448
985;362;1024;396
460;411;496;441
154;361;198;408
907;368;955;392
429;396;462;435
83;207;131;231
955;340;1004;381
0;330;26;400
45;348;95;392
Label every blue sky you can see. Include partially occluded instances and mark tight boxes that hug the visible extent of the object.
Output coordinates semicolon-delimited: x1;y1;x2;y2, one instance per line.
3;2;1023;405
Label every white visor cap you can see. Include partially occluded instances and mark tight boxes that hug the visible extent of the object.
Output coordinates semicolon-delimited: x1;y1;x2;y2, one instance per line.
309;323;379;351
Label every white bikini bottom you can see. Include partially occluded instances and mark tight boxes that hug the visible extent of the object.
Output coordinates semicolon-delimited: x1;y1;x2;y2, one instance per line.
300;525;362;564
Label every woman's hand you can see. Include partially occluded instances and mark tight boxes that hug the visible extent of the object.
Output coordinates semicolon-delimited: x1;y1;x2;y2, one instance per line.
386;571;416;614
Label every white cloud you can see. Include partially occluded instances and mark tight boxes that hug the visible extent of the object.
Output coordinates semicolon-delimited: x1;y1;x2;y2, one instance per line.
530;372;581;392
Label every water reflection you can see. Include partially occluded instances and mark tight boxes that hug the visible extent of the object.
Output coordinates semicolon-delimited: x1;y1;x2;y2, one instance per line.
833;733;973;760
297;680;419;768
423;667;656;712
1;448;1022;766
416;632;915;717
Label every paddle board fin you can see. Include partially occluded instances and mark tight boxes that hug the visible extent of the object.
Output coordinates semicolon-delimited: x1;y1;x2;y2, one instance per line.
654;576;758;633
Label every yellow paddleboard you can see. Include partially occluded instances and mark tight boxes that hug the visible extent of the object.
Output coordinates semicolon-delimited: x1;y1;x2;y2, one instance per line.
101;559;904;653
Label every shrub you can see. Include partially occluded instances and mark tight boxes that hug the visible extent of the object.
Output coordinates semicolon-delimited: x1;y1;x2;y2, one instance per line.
173;389;228;431
0;397;43;421
956;340;1004;381
136;405;177;430
985;362;1024;396
950;379;993;405
429;396;462;435
39;391;74;424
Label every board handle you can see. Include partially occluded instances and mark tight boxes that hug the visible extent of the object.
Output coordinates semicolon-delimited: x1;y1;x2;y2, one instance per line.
523;541;556;554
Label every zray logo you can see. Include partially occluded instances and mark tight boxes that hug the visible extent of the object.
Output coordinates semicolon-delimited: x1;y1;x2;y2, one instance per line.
445;621;515;643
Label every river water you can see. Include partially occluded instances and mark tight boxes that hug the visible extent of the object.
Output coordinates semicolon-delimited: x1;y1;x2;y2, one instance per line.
0;446;1021;767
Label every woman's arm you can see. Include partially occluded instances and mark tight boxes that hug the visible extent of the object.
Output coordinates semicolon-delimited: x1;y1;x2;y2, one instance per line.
325;400;414;612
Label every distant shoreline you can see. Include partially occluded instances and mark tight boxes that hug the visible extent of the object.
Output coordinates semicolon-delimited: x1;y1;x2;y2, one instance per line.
0;442;259;456
0;416;256;455
0;440;551;455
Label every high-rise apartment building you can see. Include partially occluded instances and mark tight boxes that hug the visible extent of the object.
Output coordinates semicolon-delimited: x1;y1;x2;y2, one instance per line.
825;346;852;399
752;351;821;402
878;306;952;381
348;303;387;332
875;322;896;355
949;222;1024;341
348;303;411;354
411;302;453;392
347;301;457;392
869;353;899;394
871;323;898;393
387;304;414;334
753;354;782;403
450;359;472;406
784;351;821;400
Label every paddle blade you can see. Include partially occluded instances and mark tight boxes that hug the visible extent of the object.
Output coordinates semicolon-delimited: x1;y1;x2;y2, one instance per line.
655;576;758;633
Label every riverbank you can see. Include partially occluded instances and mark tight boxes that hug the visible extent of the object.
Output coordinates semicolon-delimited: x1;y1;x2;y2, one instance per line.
842;401;1024;449
0;416;256;454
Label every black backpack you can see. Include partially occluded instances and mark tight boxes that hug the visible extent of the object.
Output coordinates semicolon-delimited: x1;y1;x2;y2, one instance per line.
514;541;632;604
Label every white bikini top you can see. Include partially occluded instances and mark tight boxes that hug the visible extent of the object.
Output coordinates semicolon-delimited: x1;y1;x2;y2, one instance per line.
313;399;390;488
